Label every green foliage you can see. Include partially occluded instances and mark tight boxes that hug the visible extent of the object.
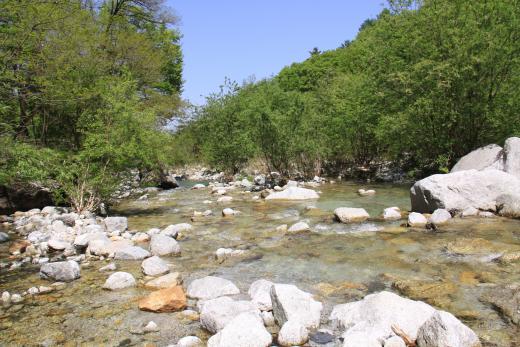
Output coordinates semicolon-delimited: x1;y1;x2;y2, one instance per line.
176;0;520;178
0;0;183;212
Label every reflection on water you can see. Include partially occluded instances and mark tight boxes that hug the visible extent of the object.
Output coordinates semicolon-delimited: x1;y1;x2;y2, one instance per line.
1;181;519;345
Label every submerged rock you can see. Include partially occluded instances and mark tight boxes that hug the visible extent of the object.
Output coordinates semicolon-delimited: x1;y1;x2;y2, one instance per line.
287;221;310;233
161;223;192;238
334;208;370;223
187;276;240;300
265;187;319;200
408;212;427;227
138;285;186;312
383;207;401;220
40;261;80;282
207;312;272;347
480;284;520;326
199;296;260;333
271;283;323;329
429;209;452;225
103;272;136;290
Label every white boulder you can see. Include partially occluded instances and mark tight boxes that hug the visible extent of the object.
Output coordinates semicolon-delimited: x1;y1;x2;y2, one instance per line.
207;312;272;347
150;234;180;256
199;296;260;333
416;310;481;347
270;283;322;329
278;320;309;346
103;272;136;290
334;208;370;223
187;276;240;300
141;256;169;276
408;212;428;227
265;187;319;200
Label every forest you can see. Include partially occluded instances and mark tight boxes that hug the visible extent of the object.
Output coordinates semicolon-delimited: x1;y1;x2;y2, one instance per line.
174;0;520;178
2;0;520;211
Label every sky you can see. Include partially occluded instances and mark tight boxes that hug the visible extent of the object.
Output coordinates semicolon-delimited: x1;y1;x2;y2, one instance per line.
168;1;386;105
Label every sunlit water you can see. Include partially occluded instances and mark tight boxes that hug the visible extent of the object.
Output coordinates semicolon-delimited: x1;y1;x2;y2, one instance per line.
1;181;519;346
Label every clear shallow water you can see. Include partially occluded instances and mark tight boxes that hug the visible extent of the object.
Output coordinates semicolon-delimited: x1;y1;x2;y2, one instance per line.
1;181;519;346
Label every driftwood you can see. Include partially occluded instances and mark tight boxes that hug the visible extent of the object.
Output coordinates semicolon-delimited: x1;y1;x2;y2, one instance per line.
391;324;416;347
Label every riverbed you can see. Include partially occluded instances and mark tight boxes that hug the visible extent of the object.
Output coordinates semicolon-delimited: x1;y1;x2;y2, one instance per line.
1;181;519;346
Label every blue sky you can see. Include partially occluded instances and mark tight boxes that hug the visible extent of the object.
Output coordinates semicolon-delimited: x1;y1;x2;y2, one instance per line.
168;1;385;105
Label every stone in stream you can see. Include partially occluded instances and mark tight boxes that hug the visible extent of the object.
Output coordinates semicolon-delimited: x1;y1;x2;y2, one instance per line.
0;232;10;243
74;232;109;249
207;312;272;347
143;321;159;333
99;263;117;272
145;272;182;289
480;284;520;326
408;212;428;227
177;336;203;347
287;221;310;233
265;187;319;200
358;189;376;196
113;246;151;260
199;296;260;333
103;272;136;290
138;285;186;312
278;320;309;346
416;311;481;347
187;276;240;300
215;248;247;262
192;183;206;189
270;283;323;329
334;207;370;223
161;223;193;238
2;291;10;304
222;208;238;216
248;279;274;311
48;238;71;251
40;260;80;282
383;207;401;220
141;256;169;276
429;209;452;225
150;234;180;256
103;216;128;232
410;169;520;215
217;196;233;203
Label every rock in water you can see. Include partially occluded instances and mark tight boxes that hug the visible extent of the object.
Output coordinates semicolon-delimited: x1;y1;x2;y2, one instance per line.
451;144;504;172
265;187;319;200
103;272;136;290
416;311;481;347
113;246;150;260
150;234;181;256
199;296;260;333
410;169;520;214
334;208;370;223
287;222;310;233
504;137;520;179
187;276;240;300
103;216;128;233
40;261;80;282
278;320;309;346
383;207;401;220
141;256;169;276
0;232;10;243
429;209;452;225
270;283;323;329
408;212;428;227
207;312;272;347
138;285;186;312
145;272;182;289
177;336;203;347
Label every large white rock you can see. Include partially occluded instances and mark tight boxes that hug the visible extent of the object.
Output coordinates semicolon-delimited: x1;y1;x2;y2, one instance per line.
265;187;319;200
416;310;481;347
329;291;435;343
451;144;503;172
187;276;240;300
103;272;136;290
504;137;520;179
207;312;272;347
103;216;128;232
141;256;169;276
278;320;309;346
270;284;323;329
334;208;370;223
40;261;80;282
248;279;274;311
410;169;520;214
199;296;260;333
150;234;181;256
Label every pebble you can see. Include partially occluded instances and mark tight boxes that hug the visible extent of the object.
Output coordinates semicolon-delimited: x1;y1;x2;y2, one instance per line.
143;321;159;333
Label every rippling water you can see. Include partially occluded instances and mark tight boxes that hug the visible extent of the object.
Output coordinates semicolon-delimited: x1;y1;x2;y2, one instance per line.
1;181;519;346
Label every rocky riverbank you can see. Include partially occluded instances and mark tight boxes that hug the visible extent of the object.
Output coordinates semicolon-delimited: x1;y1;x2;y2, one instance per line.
1;173;519;345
